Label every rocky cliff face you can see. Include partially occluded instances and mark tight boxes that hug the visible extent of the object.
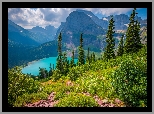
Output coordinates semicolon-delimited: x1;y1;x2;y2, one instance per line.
140;26;147;44
55;10;106;52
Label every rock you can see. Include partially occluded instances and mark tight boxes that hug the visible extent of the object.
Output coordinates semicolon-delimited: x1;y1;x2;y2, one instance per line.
115;98;122;104
97;100;103;105
108;103;115;107
102;99;108;103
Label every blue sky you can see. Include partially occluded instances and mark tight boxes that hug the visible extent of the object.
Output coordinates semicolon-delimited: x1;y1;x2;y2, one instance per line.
8;8;147;29
95;8;147;20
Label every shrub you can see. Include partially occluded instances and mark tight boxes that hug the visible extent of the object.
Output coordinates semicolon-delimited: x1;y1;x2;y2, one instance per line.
67;67;82;81
54;92;99;107
51;70;62;81
111;55;147;107
8;67;40;106
14;92;48;107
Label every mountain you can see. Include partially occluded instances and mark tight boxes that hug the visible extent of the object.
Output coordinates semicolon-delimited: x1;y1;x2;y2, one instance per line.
73;10;147;30
27;25;58;43
8;19;41;68
76;9;108;29
140;26;147;44
8;19;40;47
104;14;147;30
55;10;107;53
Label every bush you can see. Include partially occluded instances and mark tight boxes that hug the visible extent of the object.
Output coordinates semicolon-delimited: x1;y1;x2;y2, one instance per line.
8;67;40;106
67;67;82;81
14;92;48;107
54;92;99;107
51;70;63;81
111;55;147;107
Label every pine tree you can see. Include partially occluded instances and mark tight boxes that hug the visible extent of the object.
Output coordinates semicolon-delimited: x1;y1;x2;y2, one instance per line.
86;47;90;64
103;15;115;61
70;50;75;68
92;52;95;62
124;8;142;53
56;32;63;71
49;63;53;76
117;35;124;56
39;67;48;79
53;64;54;70
62;52;69;75
134;21;142;52
78;33;85;66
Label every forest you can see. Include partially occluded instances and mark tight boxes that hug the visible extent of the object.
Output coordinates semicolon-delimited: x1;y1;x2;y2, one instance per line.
8;8;147;107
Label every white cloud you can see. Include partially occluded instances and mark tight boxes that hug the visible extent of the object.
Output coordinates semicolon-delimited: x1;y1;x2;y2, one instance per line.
96;8;133;16
8;8;74;29
8;8;134;29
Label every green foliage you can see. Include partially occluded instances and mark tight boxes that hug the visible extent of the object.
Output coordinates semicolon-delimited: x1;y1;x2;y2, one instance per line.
38;67;49;79
124;8;142;53
103;15;115;61
91;52;95;62
61;52;69;75
70;50;75;68
56;32;63;72
86;47;90;64
75;68;117;98
54;86;75;100
111;53;147;107
117;35;124;56
8;66;40;106
51;70;63;81
14;92;48;107
54;92;99;107
49;63;53;76
78;33;85;66
67;67;83;81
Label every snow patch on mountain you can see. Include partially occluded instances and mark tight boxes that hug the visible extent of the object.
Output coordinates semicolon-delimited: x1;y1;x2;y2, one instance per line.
103;18;108;21
87;14;92;18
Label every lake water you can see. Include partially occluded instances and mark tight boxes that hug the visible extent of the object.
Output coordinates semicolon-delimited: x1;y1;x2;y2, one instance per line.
22;57;78;76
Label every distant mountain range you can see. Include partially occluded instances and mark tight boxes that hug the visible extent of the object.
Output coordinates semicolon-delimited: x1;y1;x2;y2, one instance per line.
8;19;40;47
8;9;147;68
27;25;57;43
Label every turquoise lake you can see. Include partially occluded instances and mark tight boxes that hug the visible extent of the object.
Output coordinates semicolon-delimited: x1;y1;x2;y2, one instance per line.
22;57;78;76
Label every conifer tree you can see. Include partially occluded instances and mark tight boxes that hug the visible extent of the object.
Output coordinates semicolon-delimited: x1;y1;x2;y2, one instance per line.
53;64;54;70
70;50;75;68
56;32;63;71
78;33;85;66
124;8;142;53
92;52;95;62
39;67;48;79
117;35;124;56
90;53;93;62
62;52;69;75
86;47;90;64
49;63;53;76
103;15;115;61
134;21;142;52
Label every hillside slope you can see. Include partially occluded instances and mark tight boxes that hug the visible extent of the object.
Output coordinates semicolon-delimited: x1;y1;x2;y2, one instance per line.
8;45;147;107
